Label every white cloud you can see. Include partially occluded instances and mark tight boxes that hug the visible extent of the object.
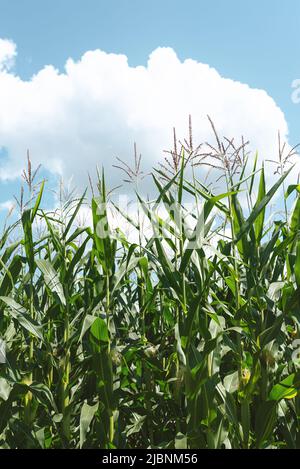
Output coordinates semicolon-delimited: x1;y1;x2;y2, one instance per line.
0;38;17;72
0;200;15;213
0;42;299;192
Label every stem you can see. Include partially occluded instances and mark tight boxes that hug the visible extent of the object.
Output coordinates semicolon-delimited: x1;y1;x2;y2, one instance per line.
61;308;71;441
106;272;114;446
24;281;34;426
61;247;71;443
226;173;240;309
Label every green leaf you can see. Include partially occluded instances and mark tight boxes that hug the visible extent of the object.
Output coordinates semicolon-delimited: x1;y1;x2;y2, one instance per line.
0;377;12;401
235;166;293;243
258;317;283;349
269;374;298;401
36;259;66;306
90;317;109;344
126;413;147;437
65;236;90;283
22;209;35;275
63;191;87;239
254;165;266;243
0;297;43;340
290;196;300;237
0;255;23;296
28;382;57;411
80;401;98;448
255;401;277;447
79;314;96;342
249;151;258;195
295;239;300;288
92;196;115;274
224;371;239;393
31;180;45;222
180;191;233;273
285;184;300;199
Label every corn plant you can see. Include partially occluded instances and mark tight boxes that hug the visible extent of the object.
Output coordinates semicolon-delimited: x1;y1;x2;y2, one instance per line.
0;133;300;449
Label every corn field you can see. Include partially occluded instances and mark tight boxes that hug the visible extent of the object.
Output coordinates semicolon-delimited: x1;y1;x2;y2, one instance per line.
0;127;300;449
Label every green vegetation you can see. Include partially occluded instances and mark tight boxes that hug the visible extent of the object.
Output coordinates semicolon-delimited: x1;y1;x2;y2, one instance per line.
0;125;300;449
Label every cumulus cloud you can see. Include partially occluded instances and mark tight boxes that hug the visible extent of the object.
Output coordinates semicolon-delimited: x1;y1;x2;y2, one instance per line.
0;42;298;193
0;38;17;72
0;199;15;213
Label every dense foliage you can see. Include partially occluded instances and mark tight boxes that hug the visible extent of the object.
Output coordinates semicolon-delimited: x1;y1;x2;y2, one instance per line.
0;132;300;449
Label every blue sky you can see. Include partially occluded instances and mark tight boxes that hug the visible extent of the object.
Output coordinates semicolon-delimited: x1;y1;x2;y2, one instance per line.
1;0;298;135
0;0;299;221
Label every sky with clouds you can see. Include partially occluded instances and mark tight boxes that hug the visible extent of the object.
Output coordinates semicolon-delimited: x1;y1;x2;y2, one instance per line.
0;0;300;220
